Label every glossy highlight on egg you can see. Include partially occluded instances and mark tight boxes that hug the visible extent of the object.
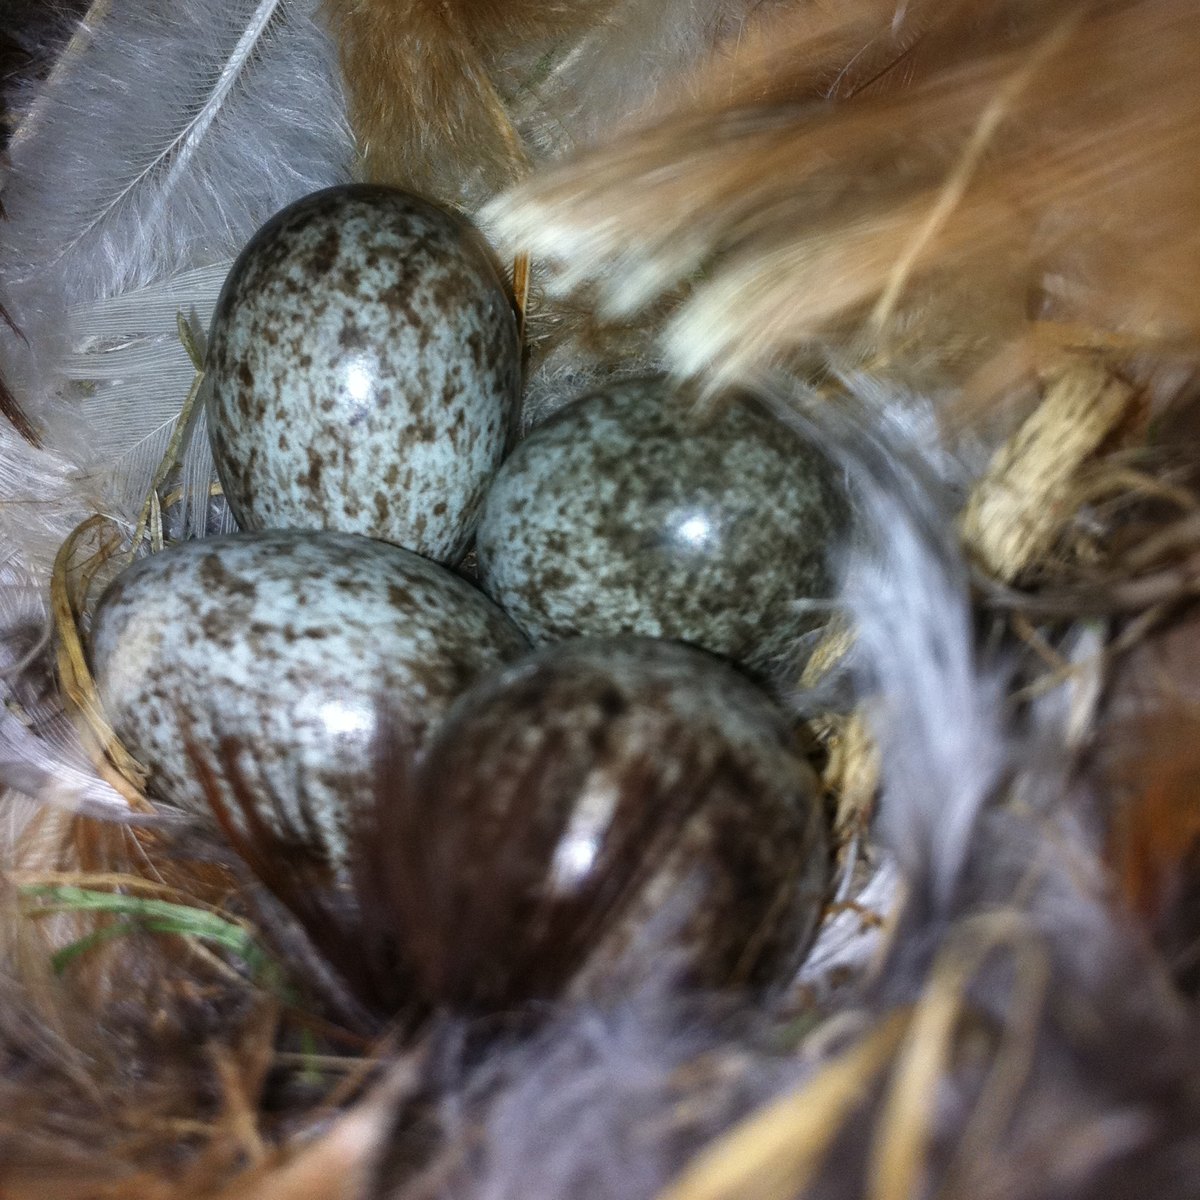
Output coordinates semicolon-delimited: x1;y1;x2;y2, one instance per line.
89;530;529;871
475;377;848;671
205;184;521;564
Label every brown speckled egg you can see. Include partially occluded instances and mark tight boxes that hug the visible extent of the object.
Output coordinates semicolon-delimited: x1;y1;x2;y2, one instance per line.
475;378;847;673
392;637;829;1011
205;185;520;564
89;530;528;870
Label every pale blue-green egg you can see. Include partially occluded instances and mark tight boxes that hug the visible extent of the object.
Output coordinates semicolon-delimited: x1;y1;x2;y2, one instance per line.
205;185;520;565
90;530;528;869
476;378;847;672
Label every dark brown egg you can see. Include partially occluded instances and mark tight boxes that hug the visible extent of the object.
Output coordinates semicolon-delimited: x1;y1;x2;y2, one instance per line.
389;637;829;1012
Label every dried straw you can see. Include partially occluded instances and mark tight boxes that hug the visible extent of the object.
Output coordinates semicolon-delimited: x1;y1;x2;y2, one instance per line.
49;515;149;808
659;1011;910;1200
961;360;1139;582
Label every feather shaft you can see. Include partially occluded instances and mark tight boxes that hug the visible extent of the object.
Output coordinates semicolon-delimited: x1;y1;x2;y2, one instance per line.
62;0;286;268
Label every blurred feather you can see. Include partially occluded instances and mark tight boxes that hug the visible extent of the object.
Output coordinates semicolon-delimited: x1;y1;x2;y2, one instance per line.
766;388;1007;906
486;0;1200;402
322;0;539;205
506;0;771;164
1098;605;1200;989
0;431;118;826
368;987;807;1200
849;491;1005;906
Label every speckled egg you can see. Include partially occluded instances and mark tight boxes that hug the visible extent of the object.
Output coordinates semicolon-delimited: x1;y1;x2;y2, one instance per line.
89;530;528;869
205;185;520;564
393;637;829;1010
475;378;847;671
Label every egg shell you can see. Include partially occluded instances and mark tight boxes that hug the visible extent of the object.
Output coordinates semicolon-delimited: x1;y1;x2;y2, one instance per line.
394;637;829;1010
205;185;520;564
475;378;847;671
89;530;529;868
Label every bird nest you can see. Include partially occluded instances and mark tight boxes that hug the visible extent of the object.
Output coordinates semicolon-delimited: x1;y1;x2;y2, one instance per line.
2;2;1200;1198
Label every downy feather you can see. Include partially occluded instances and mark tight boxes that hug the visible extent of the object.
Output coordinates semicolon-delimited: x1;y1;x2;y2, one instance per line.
505;0;773;164
775;388;1008;904
0;540;127;817
323;0;543;206
3;0;351;315
846;473;1006;904
323;0;781;209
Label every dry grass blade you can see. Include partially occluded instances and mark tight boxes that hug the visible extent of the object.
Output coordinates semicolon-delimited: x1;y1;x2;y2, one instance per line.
977;506;1200;616
50;515;149;807
206;1052;423;1200
513;251;532;347
206;1003;280;1169
827;713;883;844
867;914;1050;1200
658;1011;909;1200
124;325;206;564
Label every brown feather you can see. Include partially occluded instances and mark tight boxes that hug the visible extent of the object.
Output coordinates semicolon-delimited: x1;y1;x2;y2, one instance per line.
324;0;524;204
488;0;1200;401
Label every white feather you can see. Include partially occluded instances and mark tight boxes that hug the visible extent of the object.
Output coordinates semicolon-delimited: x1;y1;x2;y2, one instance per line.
0;715;129;818
757;383;1008;905
0;0;353;525
0;426;91;576
2;0;350;318
0;546;128;819
434;989;801;1200
0;0;354;825
58;265;229;533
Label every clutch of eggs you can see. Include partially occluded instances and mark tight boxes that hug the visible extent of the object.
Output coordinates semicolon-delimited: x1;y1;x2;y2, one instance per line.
87;184;847;1010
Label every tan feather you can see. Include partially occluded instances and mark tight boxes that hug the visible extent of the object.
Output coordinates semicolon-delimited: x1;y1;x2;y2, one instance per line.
323;0;782;211
323;0;533;204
